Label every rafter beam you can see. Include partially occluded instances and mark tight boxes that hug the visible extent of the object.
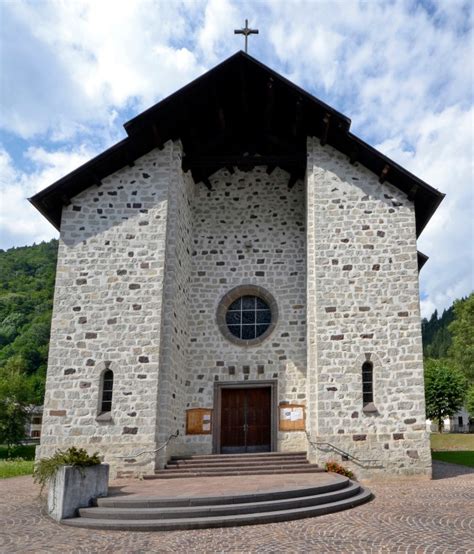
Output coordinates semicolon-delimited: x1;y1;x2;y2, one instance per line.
152;123;164;150
320;113;331;146
349;146;358;165
379;164;390;184
408;184;418;201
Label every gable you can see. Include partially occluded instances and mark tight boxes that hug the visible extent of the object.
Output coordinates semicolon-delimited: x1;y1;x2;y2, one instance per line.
29;51;444;237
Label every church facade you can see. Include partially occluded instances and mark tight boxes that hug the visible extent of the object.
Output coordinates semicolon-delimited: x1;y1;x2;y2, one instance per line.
31;52;444;479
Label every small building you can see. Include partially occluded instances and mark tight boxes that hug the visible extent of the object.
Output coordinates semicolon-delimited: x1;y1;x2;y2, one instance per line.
31;52;444;478
26;406;43;440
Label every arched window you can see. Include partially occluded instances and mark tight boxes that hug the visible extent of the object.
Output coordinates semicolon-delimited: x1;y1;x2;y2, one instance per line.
100;370;114;414
362;361;373;407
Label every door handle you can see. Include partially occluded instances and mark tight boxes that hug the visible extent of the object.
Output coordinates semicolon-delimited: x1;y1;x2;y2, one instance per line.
243;424;249;432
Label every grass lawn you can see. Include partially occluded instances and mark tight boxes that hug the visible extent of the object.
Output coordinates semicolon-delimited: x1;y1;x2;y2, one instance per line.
0;459;35;479
0;444;36;479
431;433;474;451
432;451;474;468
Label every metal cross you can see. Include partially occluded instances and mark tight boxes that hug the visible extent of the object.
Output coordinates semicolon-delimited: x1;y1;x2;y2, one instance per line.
234;19;259;53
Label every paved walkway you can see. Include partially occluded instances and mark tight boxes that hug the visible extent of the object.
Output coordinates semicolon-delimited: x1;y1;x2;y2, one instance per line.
1;461;473;553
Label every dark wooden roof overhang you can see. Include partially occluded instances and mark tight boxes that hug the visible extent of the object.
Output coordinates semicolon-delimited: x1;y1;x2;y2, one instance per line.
29;51;444;237
417;251;429;271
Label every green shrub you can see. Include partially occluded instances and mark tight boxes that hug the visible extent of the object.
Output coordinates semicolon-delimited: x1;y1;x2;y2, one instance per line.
34;447;101;493
325;461;355;479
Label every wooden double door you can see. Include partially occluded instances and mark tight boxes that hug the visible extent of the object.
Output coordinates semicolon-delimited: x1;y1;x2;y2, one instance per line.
220;387;272;453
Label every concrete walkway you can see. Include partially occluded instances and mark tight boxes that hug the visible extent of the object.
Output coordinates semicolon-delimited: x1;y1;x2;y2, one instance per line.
0;461;473;553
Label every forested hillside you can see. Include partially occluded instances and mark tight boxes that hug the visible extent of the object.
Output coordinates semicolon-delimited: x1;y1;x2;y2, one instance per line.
421;306;455;359
0;240;58;403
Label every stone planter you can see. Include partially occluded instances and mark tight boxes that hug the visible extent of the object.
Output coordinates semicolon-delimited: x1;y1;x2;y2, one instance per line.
48;464;109;521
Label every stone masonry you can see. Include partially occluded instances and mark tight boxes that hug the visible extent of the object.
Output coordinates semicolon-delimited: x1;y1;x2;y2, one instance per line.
38;136;431;478
306;137;431;478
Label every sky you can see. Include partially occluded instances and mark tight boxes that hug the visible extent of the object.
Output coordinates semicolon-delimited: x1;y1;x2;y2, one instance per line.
0;0;472;318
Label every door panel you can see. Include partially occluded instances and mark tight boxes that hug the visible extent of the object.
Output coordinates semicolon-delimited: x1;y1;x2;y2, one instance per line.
220;387;271;453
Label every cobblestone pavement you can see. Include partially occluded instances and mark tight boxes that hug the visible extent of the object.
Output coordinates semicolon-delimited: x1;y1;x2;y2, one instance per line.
1;461;473;554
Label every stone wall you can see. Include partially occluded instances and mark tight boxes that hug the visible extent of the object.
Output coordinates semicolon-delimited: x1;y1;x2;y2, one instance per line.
37;142;182;476
306;137;431;478
184;166;307;453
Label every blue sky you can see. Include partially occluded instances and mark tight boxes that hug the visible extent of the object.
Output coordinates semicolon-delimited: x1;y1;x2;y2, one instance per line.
0;0;472;318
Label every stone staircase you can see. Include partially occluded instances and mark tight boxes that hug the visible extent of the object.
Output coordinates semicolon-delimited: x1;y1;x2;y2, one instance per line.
61;453;373;530
147;451;324;479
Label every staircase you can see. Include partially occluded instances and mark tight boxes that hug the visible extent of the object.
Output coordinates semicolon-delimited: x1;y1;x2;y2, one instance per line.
147;451;324;479
62;473;371;531
60;453;373;530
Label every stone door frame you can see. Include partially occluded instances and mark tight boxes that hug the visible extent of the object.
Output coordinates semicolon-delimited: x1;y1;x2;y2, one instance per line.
212;380;278;454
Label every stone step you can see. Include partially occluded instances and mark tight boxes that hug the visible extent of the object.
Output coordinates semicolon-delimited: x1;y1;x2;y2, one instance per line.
81;482;361;520
171;451;307;461
98;476;350;508
146;466;324;479
165;458;310;469
165;460;312;471
62;487;373;531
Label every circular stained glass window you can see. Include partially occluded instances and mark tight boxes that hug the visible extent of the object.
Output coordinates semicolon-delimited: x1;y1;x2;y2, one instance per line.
225;295;272;340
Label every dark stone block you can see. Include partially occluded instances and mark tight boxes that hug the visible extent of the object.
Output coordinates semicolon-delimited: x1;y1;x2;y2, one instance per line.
138;356;149;363
404;418;416;424
393;433;404;440
359;307;370;312
372;264;380;271
86;359;95;366
72;205;81;211
142;172;150;178
64;368;76;375
117;269;127;275
76;278;87;285
342;265;352;271
50;410;66;416
353;434;366;441
138;220;149;226
325;307;336;313
137;375;147;379
377;231;385;237
129;284;141;289
407;449;419;459
107;318;117;325
122;427;138;434
398;311;409;317
80;382;91;389
351;411;359;418
85;332;97;339
228;366;235;375
78;317;87;324
72;306;81;312
326;386;337;391
331;335;344;340
140;262;149;269
133;304;141;310
360;333;374;339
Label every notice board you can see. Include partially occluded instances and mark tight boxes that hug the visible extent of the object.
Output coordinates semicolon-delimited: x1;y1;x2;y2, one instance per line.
186;408;213;435
279;404;306;432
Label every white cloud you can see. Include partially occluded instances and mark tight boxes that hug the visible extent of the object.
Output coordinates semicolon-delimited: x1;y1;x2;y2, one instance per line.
0;145;96;248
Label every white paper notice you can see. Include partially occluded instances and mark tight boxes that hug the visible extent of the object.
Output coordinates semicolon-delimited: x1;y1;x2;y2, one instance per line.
282;408;292;420
202;423;211;431
203;414;211;421
291;408;303;421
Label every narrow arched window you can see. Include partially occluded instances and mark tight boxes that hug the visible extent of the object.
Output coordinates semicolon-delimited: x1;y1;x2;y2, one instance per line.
362;361;373;406
100;370;114;413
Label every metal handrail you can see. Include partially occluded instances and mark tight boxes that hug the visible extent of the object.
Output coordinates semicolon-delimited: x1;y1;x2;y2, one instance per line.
305;432;383;468
114;430;179;459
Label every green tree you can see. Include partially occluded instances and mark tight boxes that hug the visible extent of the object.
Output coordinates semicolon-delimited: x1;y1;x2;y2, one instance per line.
424;359;467;432
466;386;474;419
0;358;35;453
449;293;474;381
